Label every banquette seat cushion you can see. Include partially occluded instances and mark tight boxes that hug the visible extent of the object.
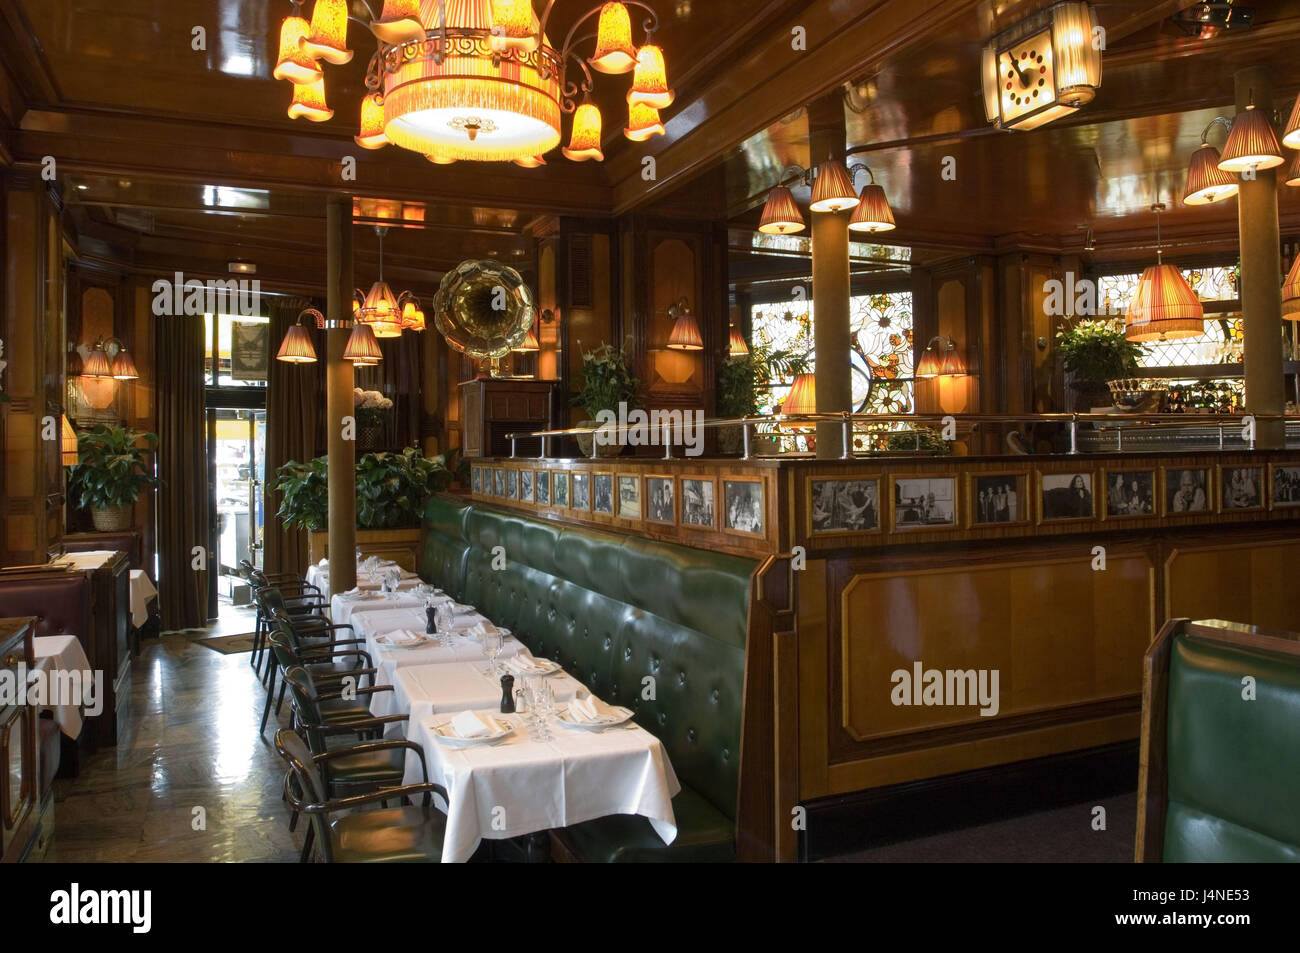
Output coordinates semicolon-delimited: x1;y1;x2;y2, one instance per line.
421;495;756;862
1162;632;1300;862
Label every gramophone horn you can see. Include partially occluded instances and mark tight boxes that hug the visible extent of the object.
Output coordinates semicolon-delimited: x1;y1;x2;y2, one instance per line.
432;259;537;362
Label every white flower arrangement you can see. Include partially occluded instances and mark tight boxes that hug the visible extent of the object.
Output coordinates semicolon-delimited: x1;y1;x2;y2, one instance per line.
353;388;393;410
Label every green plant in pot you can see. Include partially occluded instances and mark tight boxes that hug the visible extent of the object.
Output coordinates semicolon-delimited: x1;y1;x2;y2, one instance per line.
275;447;454;531
570;341;640;458
716;343;808;455
1055;318;1146;410
66;424;160;532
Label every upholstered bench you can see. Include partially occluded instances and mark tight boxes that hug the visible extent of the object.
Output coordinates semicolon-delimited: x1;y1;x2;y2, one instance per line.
1137;618;1300;862
420;495;756;862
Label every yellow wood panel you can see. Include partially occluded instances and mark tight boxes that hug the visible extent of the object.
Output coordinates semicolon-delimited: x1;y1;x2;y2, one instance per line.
1166;540;1300;632
841;554;1153;741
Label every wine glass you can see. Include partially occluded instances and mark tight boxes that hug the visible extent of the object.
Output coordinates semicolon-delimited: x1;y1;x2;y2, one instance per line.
483;629;502;679
533;679;555;741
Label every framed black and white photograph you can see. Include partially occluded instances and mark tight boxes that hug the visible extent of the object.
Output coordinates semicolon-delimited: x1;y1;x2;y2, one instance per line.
680;478;715;528
553;471;569;507
1103;469;1155;519
892;476;956;530
493;469;506;498
593;473;614;515
519;469;534;504
724;480;764;536
646;477;675;524
1163;467;1210;515
505;469;518;499
1271;465;1300;508
968;474;1026;527
618;475;641;520
1039;472;1094;522
810;478;880;534
571;472;590;511
1220;466;1263;512
536;470;551;506
471;467;482;494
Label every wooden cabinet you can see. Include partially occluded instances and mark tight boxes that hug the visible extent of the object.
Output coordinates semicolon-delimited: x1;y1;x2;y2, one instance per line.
0;618;36;863
460;379;557;458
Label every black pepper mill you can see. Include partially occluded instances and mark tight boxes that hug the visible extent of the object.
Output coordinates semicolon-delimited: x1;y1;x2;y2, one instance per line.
500;674;516;714
425;606;437;635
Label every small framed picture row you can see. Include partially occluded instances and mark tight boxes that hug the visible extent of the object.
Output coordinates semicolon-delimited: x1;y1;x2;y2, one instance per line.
468;465;768;540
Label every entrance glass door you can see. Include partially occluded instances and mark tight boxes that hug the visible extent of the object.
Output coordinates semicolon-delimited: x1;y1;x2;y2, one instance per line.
210;408;266;609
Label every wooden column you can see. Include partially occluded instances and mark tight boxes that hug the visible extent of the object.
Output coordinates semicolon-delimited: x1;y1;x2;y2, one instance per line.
1235;67;1286;449
325;196;356;592
809;96;850;459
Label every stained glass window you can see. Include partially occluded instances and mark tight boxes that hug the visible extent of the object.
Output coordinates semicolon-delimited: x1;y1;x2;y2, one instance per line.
1097;265;1241;368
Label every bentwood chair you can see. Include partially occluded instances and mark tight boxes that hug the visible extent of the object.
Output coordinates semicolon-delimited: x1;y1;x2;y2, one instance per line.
252;584;340;683
276;729;449;863
246;568;326;676
260;613;381;736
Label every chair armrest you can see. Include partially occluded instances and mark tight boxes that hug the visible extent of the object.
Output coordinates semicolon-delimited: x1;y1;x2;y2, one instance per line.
311;738;430;782
317;713;409;737
305;781;449;814
319;684;392;701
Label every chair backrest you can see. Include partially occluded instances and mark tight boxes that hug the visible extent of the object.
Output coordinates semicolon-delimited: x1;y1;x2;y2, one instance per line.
255;586;288;617
274;728;337;862
1139;618;1300;862
279;664;332;752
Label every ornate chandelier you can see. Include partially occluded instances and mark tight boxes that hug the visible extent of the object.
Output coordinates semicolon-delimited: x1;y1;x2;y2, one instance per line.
354;225;425;340
274;0;673;165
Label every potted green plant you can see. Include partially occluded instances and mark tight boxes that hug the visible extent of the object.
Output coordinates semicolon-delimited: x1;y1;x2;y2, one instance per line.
1055;318;1146;410
570;341;640;458
66;424;159;531
716;343;808;454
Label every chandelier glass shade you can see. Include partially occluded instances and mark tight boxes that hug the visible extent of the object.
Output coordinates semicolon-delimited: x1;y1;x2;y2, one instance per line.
278;0;670;164
563;103;605;161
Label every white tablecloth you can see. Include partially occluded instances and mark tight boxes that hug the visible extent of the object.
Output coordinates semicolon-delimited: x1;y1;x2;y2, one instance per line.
305;561;419;600
351;607;528;682
376;661;584;722
406;709;680;862
32;635;93;738
129;570;158;628
51;550;117;571
329;591;425;627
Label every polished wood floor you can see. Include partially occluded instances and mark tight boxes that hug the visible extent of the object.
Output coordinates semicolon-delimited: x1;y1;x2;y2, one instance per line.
44;607;299;862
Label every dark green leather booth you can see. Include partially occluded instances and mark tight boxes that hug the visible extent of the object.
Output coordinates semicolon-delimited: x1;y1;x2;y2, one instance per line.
420;495;757;862
1138;618;1300;863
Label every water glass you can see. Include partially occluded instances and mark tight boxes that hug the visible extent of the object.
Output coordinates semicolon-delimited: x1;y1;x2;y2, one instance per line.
483;630;502;678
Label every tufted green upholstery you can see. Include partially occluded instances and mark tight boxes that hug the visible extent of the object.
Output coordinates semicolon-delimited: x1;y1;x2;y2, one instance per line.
1162;632;1300;862
419;494;757;861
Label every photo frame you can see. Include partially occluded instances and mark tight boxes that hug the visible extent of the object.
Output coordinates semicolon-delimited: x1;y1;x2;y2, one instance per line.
492;469;506;498
471;466;482;495
519;469;534;504
1101;468;1157;521
890;475;958;532
1037;470;1096;523
1218;465;1264;513
1161;466;1212;517
1270;464;1300;509
723;478;765;537
645;476;676;524
592;472;614;516
571;472;590;511
618;475;641;520
535;470;551;507
505;468;518;500
553;471;569;508
680;477;717;530
964;472;1028;528
808;476;881;537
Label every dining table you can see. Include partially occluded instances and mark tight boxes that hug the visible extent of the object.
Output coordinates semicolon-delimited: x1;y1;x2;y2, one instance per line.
305;559;420;600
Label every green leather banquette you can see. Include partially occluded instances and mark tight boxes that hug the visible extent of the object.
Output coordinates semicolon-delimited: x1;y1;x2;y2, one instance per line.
1138;618;1300;863
420;495;757;862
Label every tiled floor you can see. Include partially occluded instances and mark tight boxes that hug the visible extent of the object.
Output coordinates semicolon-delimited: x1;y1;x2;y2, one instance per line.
45;607;300;862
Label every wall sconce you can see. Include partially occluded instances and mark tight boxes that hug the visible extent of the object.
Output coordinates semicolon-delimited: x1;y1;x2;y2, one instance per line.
916;336;968;378
665;297;704;351
275;309;322;364
728;325;749;357
79;337;139;381
1182;116;1239;205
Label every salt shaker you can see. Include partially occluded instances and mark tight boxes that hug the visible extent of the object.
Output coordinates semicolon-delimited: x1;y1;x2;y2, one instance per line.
500;674;516;714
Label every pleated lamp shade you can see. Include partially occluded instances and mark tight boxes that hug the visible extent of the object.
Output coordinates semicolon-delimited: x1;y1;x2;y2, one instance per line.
1283;92;1300;150
372;0;426;45
729;326;749;357
344;323;384;365
625;103;665;142
1285;152;1300;189
110;347;140;380
1282;254;1300;319
1182;144;1238;205
782;373;817;416
1125;264;1205;341
590;2;636;74
61;416;79;467
1218;105;1284;172
758;187;805;235
355;94;390;149
809;160;859;213
490;0;540;52
666;311;704;351
273;15;321;84
288;76;333;122
847;184;896;233
563;103;604;161
915;341;943;379
628;45;673;109
513;326;540;352
276;324;318;364
82;347;113;378
301;0;353;65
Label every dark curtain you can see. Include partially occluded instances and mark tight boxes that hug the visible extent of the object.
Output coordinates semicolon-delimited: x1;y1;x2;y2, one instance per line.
154;312;208;631
352;331;423;450
264;296;321;576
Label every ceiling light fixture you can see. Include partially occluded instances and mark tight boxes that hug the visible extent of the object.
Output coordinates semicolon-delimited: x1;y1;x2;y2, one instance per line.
355;226;422;339
277;0;673;165
1125;203;1204;342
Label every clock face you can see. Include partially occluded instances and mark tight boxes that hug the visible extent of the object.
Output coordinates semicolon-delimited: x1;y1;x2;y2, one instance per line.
998;30;1056;123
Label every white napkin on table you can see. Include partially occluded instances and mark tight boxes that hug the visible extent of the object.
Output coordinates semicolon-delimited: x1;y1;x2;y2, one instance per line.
502;656;549;676
568;695;612;723
450;710;502;739
386;629;424;646
467;620;502;638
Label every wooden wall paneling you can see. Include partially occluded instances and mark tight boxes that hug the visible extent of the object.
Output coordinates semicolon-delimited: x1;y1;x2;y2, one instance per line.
735;554;784;863
1163;536;1300;632
795;558;830;801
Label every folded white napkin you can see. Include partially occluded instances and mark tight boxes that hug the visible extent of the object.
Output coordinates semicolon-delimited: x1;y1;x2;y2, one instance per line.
467;620;501;638
568;695;611;723
450;710;501;739
503;656;548;675
387;629;423;646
